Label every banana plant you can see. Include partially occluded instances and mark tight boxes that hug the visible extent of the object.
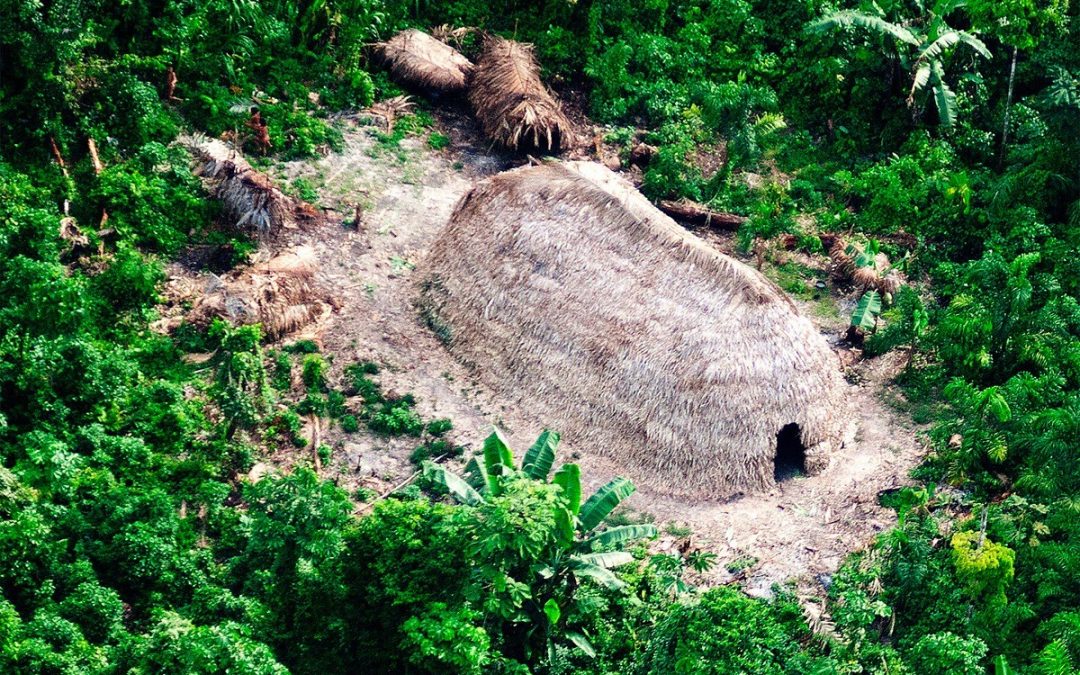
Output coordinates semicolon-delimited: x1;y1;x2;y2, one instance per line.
423;428;657;661
852;290;884;332
808;0;991;127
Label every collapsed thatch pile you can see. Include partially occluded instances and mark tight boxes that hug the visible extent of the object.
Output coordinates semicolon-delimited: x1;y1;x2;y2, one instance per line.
825;236;905;296
419;161;846;497
378;29;474;93
469;36;573;153
179;134;301;237
189;246;331;340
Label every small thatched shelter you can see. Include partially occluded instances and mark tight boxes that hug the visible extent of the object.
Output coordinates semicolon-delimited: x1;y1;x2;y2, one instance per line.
419;162;846;497
469;36;573;153
378;29;474;93
189;246;331;340
179;134;305;237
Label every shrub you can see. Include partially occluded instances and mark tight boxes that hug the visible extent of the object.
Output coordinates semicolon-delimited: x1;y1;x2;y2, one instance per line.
301;354;328;391
368;401;423;436
637;586;835;674
905;632;988;675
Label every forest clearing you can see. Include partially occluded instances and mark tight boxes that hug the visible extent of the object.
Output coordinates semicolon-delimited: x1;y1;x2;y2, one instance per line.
162;117;925;592
2;1;1079;674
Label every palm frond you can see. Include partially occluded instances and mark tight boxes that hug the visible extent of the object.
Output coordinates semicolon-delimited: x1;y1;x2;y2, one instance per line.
920;31;962;61
955;30;991;59
807;11;920;46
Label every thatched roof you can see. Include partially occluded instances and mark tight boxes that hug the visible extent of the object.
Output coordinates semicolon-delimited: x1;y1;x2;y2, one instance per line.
378;29;474;93
418;162;846;497
179;134;300;237
468;36;573;153
189;246;330;341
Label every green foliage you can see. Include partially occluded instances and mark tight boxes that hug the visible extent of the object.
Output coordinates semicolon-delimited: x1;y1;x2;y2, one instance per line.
952;531;1017;610
1;0;1079;672
423;428;659;666
851;290;883;332
368;399;424;435
301;353;329;391
808;1;991;127
270;349;293;391
284;340;320;355
637;586;836;673
427;132;451;150
209;320;269;437
340;415;359;433
906;632;988;675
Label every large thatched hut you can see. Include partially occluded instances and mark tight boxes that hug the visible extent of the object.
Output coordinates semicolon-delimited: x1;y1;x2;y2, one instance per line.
418;162;846;497
469;36;573;153
378;29;474;93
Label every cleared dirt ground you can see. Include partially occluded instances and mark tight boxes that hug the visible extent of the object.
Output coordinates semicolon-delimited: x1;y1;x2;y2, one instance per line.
169;110;927;598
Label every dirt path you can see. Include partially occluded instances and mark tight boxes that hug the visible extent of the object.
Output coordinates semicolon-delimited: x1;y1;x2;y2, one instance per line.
205;114;927;596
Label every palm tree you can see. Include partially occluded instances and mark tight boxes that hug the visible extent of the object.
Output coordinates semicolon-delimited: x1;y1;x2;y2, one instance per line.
808;0;991;127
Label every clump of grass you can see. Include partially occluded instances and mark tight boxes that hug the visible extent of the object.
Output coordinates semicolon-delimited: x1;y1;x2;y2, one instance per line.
428;132;450;150
284;340;319;354
726;555;758;574
288;177;320;202
765;261;825;301
410;438;464;465
302;353;328;390
269;349;292;391
664;522;693;537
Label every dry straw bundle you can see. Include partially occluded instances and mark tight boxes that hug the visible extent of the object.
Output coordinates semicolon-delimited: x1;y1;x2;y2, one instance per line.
419;161;846;497
179;134;297;237
378;29;474;93
827;236;905;295
469;36;573;153
190;246;330;340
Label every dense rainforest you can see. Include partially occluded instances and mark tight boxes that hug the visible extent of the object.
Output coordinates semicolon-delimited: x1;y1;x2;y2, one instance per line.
1;0;1079;672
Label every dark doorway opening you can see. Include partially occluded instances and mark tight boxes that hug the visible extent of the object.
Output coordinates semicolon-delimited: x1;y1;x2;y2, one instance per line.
774;423;806;482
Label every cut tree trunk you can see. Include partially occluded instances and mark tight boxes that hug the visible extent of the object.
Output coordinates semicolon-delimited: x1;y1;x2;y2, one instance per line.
998;46;1018;168
657;199;747;229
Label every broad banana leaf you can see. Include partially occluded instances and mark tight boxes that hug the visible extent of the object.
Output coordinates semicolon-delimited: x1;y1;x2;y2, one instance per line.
422;462;483;506
585;524;658;549
851;290;882;331
523;429;559;480
552;463;582;515
482;427;515;494
579;477;636;532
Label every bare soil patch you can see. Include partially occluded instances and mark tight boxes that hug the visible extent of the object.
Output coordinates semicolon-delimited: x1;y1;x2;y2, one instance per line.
168;115;926;596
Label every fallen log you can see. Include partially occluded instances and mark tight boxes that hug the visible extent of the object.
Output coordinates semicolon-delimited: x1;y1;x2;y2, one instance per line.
657;199;747;229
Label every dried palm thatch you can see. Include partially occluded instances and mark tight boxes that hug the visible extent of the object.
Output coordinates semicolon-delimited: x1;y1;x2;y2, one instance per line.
826;236;905;296
419;162;846;497
189;246;330;341
362;95;416;131
179;133;299;237
378;29;474;93
469;36;573;153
